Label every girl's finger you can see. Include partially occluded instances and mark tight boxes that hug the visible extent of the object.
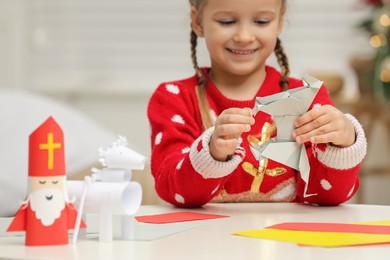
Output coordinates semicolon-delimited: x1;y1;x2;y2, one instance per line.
223;107;253;116
213;137;239;150
295;106;326;127
293;113;330;137
218;114;254;125
295;124;333;144
216;123;251;137
310;131;339;144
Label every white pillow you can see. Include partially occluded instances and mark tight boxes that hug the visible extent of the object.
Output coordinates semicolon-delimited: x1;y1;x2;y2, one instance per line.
0;89;116;217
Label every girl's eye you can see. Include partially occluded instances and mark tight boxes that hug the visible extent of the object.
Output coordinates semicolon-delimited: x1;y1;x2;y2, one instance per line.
39;181;46;185
255;20;270;25
218;20;235;25
52;181;58;184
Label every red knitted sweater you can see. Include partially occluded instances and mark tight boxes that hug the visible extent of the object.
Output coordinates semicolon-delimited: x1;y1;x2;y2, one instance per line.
147;66;366;207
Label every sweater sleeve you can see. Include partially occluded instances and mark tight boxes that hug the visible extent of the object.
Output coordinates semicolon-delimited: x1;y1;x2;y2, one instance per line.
147;83;244;207
294;87;367;205
314;114;367;170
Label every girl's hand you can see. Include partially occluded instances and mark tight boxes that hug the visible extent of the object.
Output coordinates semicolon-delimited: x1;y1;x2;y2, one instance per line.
210;107;255;161
293;104;355;147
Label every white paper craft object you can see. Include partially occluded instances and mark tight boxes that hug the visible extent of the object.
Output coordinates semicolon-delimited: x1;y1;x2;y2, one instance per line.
94;136;146;182
67;136;146;243
250;74;323;198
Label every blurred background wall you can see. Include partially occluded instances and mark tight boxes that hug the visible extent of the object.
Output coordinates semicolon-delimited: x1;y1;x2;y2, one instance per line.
1;0;390;205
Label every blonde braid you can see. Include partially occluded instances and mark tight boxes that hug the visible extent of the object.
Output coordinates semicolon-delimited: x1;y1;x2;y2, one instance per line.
274;38;290;91
191;29;213;130
190;30;207;88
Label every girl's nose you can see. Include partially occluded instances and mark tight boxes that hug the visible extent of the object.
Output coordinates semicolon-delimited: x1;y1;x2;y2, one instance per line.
233;25;255;43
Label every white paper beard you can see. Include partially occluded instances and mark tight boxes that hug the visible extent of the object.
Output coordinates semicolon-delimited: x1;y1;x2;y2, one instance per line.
30;188;66;226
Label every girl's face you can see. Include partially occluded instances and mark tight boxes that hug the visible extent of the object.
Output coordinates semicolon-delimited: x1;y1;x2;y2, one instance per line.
192;0;285;78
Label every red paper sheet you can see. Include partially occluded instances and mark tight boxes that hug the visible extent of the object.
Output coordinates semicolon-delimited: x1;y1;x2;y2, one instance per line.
135;211;229;224
268;222;390;234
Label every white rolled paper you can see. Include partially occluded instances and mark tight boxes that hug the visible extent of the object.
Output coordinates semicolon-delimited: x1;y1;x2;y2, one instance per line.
67;181;142;216
94;169;132;182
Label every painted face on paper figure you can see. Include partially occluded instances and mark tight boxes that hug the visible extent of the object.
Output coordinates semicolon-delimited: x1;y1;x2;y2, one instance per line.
29;176;66;226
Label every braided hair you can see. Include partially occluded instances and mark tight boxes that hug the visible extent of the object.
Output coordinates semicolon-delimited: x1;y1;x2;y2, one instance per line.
191;28;212;129
274;37;290;91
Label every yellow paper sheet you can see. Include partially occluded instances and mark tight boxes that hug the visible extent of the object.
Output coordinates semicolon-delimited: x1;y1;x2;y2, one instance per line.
233;229;390;247
353;220;390;226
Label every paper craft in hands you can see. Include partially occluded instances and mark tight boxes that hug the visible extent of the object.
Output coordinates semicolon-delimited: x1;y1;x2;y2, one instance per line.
7;116;86;246
250;74;323;197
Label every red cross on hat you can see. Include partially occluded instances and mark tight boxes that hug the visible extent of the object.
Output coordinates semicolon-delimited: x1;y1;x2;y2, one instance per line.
28;116;65;177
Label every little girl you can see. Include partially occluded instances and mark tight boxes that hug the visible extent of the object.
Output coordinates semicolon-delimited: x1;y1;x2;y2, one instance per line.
147;0;367;207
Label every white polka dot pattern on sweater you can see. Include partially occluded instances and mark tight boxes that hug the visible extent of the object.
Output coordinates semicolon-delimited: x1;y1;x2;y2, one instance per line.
165;84;180;95
175;193;185;204
320;179;332;190
176;159;184;170
155;132;163;145
347;185;355;198
182;147;190;154
171;114;185;124
211;186;220;195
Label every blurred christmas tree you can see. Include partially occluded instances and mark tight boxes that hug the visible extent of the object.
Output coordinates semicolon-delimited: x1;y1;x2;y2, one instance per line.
359;0;390;103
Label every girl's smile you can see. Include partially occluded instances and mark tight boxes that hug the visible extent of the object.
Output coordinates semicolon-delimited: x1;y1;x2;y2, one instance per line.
227;48;259;56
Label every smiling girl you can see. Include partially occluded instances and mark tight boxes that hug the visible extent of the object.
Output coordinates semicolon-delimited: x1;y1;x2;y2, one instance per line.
147;0;367;207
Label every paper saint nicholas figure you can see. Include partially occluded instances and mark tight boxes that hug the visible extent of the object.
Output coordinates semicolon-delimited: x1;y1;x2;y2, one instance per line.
7;116;86;246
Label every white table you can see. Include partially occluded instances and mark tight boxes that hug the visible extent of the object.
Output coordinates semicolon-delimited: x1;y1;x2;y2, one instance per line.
1;203;390;260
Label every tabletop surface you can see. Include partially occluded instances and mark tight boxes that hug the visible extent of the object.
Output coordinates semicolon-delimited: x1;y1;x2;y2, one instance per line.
1;203;390;260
